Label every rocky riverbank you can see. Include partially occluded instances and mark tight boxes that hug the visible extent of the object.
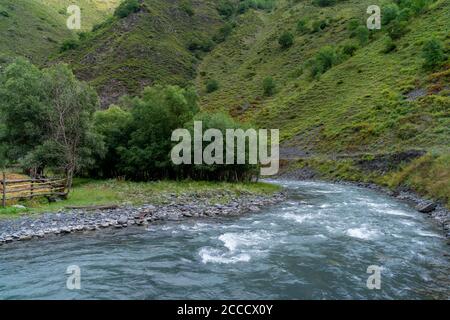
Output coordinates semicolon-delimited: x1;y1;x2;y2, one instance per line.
278;168;450;239
0;192;286;245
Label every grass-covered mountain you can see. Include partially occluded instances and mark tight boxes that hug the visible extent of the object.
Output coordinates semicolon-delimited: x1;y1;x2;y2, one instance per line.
0;0;119;65
57;0;224;107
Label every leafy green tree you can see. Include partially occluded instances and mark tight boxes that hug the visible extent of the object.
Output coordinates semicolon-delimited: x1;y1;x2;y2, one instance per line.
387;19;409;39
278;31;294;49
347;18;360;33
382;36;397;53
121;85;199;180
422;38;446;70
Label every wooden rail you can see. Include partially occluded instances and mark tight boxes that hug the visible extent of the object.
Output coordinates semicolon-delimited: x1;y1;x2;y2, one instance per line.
0;174;67;207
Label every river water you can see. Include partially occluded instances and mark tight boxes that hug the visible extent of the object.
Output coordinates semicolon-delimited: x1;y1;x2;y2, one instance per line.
0;180;448;299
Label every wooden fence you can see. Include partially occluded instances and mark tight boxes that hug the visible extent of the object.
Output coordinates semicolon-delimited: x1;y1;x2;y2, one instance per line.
1;173;67;207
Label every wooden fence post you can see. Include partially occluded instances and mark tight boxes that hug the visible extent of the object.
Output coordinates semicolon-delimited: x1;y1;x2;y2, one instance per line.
2;172;6;208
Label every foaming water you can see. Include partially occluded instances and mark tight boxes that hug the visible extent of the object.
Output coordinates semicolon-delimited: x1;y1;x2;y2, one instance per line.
0;180;448;299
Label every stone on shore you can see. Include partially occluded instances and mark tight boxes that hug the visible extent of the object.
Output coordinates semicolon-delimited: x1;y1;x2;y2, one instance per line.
416;202;437;213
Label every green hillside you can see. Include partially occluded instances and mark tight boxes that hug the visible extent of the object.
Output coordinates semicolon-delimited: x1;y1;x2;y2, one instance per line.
41;0;120;31
0;0;449;205
57;0;224;107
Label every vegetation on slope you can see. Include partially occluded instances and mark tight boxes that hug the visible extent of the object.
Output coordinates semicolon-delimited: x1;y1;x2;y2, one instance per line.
0;178;281;217
57;0;224;107
195;0;449;206
0;0;448;207
41;0;120;31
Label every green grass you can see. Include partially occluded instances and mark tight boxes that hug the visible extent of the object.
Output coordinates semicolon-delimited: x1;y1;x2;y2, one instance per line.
0;178;281;218
197;0;449;154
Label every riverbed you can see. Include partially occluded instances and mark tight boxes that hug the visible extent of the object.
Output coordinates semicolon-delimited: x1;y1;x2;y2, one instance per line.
0;180;448;299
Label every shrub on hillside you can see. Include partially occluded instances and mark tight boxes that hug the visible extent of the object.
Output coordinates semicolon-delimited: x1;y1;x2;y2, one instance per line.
206;79;219;93
213;23;233;43
92;105;133;178
180;1;194;16
181;112;259;181
278;31;294;49
91;85;257;181
238;0;276;13
398;7;413;22
114;0;140;19
410;0;431;14
422;38;446;70
60;39;80;52
346;18;360;33
0;59;103;186
263;77;276;96
188;38;214;52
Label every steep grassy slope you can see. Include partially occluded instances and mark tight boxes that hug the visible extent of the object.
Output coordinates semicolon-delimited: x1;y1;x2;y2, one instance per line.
58;0;224;107
0;0;72;65
0;0;119;66
41;0;120;31
196;0;449;205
